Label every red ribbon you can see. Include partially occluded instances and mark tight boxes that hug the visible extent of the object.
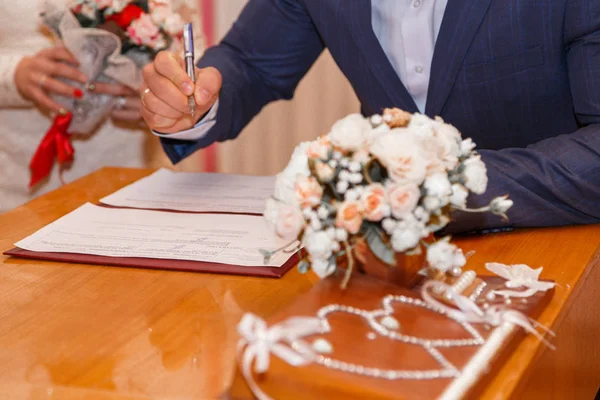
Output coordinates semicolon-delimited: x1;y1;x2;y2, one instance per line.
29;112;75;188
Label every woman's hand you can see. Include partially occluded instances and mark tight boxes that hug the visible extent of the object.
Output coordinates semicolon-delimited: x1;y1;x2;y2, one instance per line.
92;82;143;123
14;46;88;113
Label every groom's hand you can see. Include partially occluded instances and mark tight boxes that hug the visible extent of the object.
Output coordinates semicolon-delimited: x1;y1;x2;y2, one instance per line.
140;51;222;133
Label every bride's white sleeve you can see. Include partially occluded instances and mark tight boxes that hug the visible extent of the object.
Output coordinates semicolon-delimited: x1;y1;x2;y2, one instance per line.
0;54;32;108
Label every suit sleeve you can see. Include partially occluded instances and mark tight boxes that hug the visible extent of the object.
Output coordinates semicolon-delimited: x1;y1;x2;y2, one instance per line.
160;0;325;163
447;2;600;234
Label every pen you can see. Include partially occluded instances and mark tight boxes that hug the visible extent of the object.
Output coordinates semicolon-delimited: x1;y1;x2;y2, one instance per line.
183;23;196;117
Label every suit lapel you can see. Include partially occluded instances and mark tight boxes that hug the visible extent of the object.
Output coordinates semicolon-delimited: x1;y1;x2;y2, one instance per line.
426;0;492;116
345;0;419;113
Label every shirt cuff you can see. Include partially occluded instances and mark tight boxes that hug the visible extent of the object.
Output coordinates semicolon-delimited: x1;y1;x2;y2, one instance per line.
152;99;219;141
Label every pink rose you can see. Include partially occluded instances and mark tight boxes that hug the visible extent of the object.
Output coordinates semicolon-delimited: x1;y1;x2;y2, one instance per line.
315;161;335;182
294;175;323;208
264;199;305;240
150;4;171;25
127;13;160;47
307;136;330;160
387;183;420;219
335;201;363;234
360;184;387;221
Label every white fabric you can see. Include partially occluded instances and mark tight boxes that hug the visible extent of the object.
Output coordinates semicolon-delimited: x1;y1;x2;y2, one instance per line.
0;0;151;212
163;0;448;142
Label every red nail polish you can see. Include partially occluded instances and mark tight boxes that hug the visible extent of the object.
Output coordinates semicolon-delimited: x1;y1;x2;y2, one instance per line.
74;89;83;98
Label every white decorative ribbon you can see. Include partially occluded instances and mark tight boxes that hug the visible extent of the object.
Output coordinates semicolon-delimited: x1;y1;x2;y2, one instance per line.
421;281;555;350
237;313;323;400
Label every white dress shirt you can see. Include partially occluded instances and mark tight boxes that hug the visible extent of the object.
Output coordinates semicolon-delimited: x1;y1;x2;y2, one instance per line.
155;0;448;141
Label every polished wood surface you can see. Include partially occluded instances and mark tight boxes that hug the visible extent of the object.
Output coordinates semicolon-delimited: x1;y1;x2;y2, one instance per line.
0;167;598;400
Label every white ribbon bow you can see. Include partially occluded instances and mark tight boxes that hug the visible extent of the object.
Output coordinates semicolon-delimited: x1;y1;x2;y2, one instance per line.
421;281;555;350
237;313;323;400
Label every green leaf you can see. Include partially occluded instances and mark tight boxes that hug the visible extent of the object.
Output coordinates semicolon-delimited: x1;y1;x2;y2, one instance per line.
364;226;396;267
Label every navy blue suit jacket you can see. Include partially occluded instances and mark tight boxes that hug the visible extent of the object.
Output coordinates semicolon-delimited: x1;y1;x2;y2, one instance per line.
162;0;600;233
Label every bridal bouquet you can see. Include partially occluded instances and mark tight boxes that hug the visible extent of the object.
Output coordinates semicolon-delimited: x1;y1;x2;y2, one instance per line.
30;0;186;187
263;108;513;288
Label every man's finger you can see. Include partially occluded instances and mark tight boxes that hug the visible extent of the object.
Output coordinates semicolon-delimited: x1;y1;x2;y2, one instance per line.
140;85;184;119
143;63;190;114
112;109;141;122
153;51;194;96
194;67;222;107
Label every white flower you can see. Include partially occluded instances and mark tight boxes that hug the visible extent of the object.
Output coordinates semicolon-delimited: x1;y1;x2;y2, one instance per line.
462;155;488;194
335;228;348;242
352;149;371;164
426;240;466;272
450;183;469;208
427;215;450;232
387;183;421;219
328;159;338;168
264;199;304;240
304;230;335;261
348;172;363;184
338;170;350;181
390;216;424;252
370;114;383;125
294;176;323;208
344;188;360;202
317;206;329;220
485;262;555;297
274;143;310;204
307;136;331;160
162;13;184;36
423;196;442;212
460;138;476;157
329;113;371;151
311;258;335;278
336;180;349;193
408;113;434;129
489;195;513;219
370;131;429;185
348;161;361;172
424;173;452;198
413;206;430;223
381;218;397;234
368;122;391;142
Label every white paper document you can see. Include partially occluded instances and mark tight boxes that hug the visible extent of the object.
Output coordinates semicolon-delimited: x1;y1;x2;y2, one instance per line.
15;203;294;267
100;169;275;214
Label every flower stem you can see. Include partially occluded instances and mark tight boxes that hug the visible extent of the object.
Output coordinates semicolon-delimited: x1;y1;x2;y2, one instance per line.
341;240;354;289
452;205;491;213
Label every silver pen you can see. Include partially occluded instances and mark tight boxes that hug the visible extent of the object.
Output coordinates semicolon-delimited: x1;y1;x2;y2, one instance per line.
183;23;196;117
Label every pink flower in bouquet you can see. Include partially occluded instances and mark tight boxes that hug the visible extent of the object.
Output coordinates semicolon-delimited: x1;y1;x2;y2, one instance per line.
95;0;114;9
307;136;331;160
370;133;428;185
315;161;335;182
361;183;388;221
264;199;304;240
387;183;420;219
127;13;161;47
294;176;323;208
335;201;363;234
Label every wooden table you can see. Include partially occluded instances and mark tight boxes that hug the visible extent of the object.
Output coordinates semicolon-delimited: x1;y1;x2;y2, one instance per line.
0;167;598;400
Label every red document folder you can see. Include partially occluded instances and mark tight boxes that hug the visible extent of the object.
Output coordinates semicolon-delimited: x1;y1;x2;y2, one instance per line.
3;248;298;278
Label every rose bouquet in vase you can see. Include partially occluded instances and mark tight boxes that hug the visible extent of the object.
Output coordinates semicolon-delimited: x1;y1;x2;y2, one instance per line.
263;108;513;288
30;0;191;186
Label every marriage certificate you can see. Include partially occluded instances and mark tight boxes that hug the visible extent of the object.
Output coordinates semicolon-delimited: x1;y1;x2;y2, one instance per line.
15;203;293;268
100;169;275;214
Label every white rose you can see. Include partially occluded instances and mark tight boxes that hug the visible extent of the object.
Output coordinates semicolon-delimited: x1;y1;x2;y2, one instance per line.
390;216;424;252
426;240;467;272
368;121;391;142
381;218;397;234
273;143;311;204
315;161;335;183
460;138;476;157
424;173;452;198
311;258;335;278
264;199;305;240
450;183;469;208
329;113;371;151
462;155;488;194
304;230;335;260
387;183;421;219
423;196;442;212
370;131;428;185
433;122;461;170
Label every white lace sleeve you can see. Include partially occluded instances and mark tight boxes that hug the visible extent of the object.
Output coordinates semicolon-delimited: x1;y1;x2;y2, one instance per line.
0;54;32;108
